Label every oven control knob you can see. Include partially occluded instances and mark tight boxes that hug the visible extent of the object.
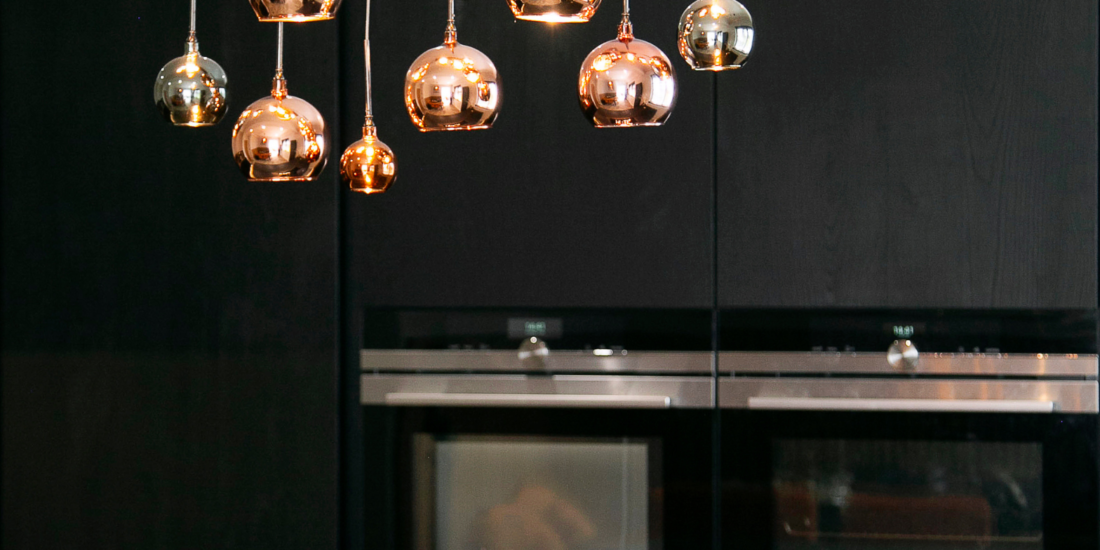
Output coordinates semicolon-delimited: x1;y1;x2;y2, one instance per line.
887;340;919;371
518;337;549;369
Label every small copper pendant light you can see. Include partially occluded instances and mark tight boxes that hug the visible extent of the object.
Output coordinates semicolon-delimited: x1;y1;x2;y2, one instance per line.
578;0;677;128
153;0;229;127
404;0;502;131
231;23;329;181
340;0;397;194
249;0;344;23
677;0;754;70
507;0;601;23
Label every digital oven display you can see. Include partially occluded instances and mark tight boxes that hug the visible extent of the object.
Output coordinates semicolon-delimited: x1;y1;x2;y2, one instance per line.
507;317;564;340
884;322;926;339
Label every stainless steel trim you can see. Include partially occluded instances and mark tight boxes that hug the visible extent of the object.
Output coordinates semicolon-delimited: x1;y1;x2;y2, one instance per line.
748;397;1054;413
719;351;1098;377
362;349;713;374
720;378;1099;413
363;374;714;408
385;393;671;409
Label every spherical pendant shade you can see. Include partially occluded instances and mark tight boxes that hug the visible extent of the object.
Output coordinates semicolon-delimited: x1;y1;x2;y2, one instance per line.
677;0;754;70
154;42;228;127
231;80;328;181
507;0;601;23
249;0;343;22
578;34;677;128
405;43;502;131
340;126;396;194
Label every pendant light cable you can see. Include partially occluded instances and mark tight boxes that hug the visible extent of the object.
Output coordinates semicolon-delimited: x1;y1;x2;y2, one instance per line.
276;22;285;77
364;0;374;126
618;0;633;40
187;0;198;47
444;0;457;47
271;21;287;99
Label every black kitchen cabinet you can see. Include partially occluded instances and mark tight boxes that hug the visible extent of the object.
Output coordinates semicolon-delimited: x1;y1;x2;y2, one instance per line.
2;2;338;548
717;0;1098;308
342;0;715;311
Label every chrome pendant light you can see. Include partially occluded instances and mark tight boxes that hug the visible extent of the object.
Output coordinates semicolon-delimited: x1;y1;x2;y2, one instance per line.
404;0;502;131
249;0;344;22
153;0;228;127
340;0;397;194
508;0;601;23
577;0;676;128
677;0;754;70
231;23;329;181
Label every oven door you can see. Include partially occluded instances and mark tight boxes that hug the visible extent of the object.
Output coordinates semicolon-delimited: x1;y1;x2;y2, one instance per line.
719;379;1100;550
363;374;715;550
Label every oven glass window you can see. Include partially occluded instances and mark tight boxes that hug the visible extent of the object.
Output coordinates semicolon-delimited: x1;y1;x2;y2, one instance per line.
414;436;658;550
772;439;1042;549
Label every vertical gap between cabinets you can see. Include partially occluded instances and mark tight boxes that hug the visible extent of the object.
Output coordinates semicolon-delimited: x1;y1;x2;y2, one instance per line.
710;71;722;550
334;10;351;550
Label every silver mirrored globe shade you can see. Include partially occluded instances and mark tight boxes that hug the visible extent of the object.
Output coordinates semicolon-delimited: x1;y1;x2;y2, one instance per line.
154;51;229;126
677;0;754;71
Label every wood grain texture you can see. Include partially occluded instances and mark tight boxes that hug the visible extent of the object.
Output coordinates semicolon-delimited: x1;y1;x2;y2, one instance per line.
717;0;1098;308
344;0;715;309
1;2;338;548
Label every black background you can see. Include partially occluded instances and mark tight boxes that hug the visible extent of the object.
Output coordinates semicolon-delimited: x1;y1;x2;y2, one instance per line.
3;1;1096;549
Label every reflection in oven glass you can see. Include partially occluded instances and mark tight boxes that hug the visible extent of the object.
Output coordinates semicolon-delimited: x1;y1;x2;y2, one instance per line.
415;436;654;550
772;440;1042;549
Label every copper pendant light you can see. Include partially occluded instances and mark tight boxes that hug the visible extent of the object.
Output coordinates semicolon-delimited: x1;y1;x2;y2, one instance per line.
340;0;397;194
153;0;228;127
249;0;344;23
404;0;502;131
507;0;601;23
577;0;677;128
677;0;754;70
231;23;329;181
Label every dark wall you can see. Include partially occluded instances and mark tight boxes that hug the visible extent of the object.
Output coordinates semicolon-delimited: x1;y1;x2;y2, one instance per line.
343;0;715;311
3;1;1097;549
3;2;339;548
717;0;1098;308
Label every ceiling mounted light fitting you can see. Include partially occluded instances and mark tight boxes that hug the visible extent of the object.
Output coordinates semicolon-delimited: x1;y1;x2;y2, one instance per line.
340;0;397;194
507;0;601;23
404;0;502;131
153;0;228;127
231;23;329;181
248;0;344;22
677;0;754;70
578;0;677;128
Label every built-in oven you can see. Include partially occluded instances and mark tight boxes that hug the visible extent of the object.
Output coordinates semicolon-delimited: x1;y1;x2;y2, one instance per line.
360;308;717;550
718;309;1099;550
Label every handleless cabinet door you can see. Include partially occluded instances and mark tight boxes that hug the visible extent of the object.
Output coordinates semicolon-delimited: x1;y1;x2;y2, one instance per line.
717;0;1098;308
2;3;337;549
343;0;714;310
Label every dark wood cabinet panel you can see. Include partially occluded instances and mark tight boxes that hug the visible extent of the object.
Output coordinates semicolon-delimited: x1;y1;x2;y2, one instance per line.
2;2;338;549
344;0;714;310
717;0;1097;308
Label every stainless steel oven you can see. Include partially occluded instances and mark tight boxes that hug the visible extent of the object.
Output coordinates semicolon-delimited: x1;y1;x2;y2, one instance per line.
717;309;1100;550
360;308;717;550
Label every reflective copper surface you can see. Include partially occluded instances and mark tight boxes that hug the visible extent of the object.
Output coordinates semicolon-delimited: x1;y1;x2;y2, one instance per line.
231;76;329;181
677;0;754;70
342;0;396;194
405;42;502;131
341;125;396;194
578;17;677;128
249;0;343;22
154;38;228;127
507;0;601;23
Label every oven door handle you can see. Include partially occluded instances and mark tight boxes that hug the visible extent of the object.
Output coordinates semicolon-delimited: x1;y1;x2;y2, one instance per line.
384;392;672;409
747;397;1055;413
